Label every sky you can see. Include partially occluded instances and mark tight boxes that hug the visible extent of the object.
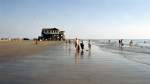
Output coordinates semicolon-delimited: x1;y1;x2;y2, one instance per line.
0;0;150;39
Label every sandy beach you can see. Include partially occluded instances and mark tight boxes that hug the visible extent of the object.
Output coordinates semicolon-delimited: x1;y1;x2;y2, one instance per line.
0;41;150;84
0;41;64;62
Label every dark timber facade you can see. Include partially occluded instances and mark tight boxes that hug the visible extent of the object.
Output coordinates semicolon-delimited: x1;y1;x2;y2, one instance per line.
38;28;65;41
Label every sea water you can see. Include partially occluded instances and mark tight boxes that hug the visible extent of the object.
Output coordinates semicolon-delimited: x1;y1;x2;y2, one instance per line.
91;39;150;65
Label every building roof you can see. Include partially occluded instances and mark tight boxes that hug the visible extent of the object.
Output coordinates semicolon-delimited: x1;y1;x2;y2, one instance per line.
41;28;65;35
42;28;59;31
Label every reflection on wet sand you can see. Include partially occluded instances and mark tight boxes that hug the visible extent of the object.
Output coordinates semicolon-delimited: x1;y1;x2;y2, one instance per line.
68;44;71;56
88;49;91;58
75;49;91;64
80;50;84;59
75;50;80;64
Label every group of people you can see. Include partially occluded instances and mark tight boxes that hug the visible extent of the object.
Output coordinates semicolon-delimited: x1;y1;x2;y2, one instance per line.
118;39;133;48
74;38;91;52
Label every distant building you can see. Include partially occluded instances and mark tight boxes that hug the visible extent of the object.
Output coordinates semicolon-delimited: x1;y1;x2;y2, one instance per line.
38;28;65;41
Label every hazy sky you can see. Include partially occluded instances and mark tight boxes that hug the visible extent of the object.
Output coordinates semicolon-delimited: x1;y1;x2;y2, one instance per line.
0;0;150;39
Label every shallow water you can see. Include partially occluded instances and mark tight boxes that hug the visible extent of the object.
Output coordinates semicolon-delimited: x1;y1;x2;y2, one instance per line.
93;39;150;65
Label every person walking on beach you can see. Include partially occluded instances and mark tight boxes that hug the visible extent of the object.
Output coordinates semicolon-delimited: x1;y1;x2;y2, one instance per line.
88;40;91;50
119;40;121;47
119;39;124;47
129;40;133;47
33;39;38;45
108;40;111;44
74;38;77;48
69;39;71;44
74;38;80;51
119;39;124;50
121;39;124;47
80;41;84;50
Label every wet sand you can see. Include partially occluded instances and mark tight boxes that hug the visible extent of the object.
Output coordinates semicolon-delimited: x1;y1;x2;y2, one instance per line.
0;41;64;62
0;43;150;84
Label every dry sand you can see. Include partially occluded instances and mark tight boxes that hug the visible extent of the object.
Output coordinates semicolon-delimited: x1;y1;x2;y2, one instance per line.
0;40;64;60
